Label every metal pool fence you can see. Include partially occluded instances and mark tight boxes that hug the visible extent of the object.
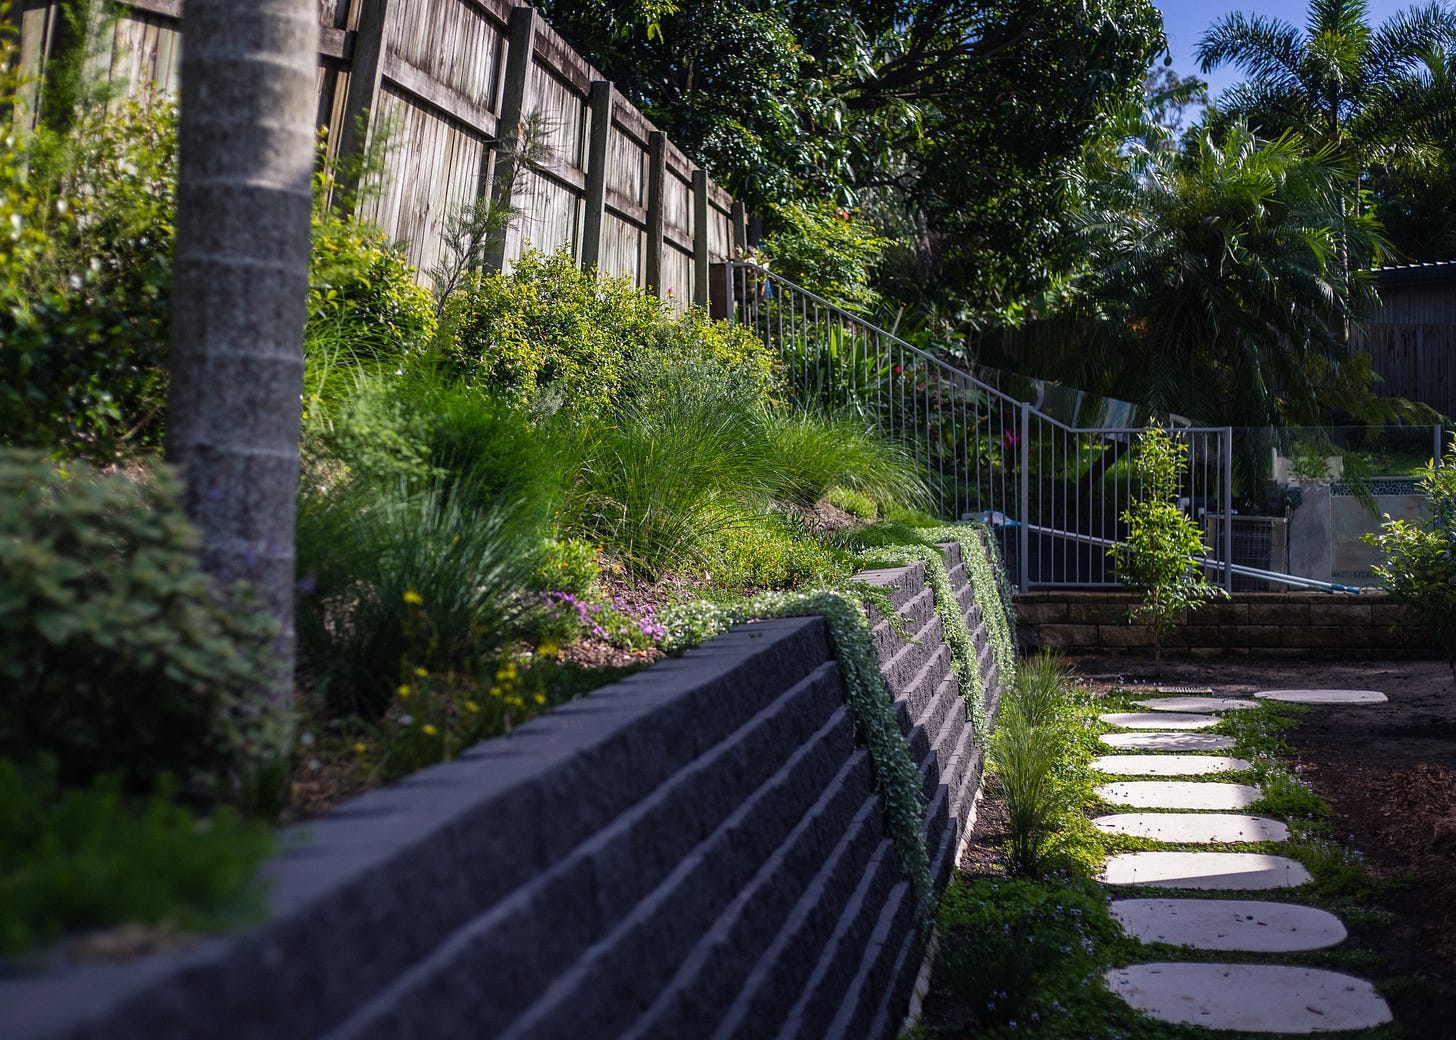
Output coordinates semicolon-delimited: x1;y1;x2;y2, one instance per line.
722;262;1235;591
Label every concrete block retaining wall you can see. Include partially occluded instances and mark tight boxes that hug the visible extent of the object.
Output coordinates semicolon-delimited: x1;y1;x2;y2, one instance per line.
1;541;1004;1039
1018;590;1433;656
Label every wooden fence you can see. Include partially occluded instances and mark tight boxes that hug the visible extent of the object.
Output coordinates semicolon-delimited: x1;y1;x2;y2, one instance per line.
10;0;748;305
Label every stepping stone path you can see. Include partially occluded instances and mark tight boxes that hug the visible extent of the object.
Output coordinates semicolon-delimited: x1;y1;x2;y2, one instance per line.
1099;711;1220;730
1101;850;1311;889
1095;687;1393;1032
1095;780;1261;809
1255;689;1389;705
1101;731;1236;752
1109;899;1347;952
1134;696;1260;712
1091;754;1253;777
1094;812;1289;843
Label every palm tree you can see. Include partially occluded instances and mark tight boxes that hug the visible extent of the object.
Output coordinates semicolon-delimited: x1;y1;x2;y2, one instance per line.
166;0;317;720
1196;0;1456;161
1067;122;1382;430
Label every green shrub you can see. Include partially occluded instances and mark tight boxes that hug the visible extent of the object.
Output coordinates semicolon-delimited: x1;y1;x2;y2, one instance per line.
1366;434;1456;682
703;512;852;590
0;95;176;460
825;485;878;521
304;211;435;425
0;758;272;958
759;200;887;313
937;875;1121;1028
1110;426;1228;673
0;451;287;796
295;473;539;718
443;250;780;418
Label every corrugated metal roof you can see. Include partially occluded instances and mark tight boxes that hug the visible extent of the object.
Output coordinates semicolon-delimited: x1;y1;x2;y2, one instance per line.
1370;260;1456;283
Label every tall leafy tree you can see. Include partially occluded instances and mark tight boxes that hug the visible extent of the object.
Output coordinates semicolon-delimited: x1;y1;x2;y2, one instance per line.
537;0;1164;322
166;0;317;715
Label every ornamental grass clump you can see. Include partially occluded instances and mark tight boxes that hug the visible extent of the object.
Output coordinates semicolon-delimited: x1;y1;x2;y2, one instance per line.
988;654;1086;875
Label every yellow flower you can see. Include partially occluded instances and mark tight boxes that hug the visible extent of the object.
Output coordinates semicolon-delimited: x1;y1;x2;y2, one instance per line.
533;692;547;705
414;666;429;678
422;724;438;736
353;742;368;755
538;639;561;657
402;589;424;605
464;700;480;714
397;684;412;698
489;686;502;698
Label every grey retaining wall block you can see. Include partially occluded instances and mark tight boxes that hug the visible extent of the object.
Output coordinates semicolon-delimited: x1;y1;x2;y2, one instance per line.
1;540;1007;1039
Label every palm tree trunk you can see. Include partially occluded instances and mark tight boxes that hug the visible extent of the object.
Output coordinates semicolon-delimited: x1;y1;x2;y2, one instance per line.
165;0;317;714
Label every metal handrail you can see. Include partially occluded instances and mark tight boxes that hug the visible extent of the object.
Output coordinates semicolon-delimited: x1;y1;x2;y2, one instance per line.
722;262;1236;592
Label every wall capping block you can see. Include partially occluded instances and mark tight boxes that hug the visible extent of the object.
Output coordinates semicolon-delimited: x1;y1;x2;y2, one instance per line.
1;545;1005;1039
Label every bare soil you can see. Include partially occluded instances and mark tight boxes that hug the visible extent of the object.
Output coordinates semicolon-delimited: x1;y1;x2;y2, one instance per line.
1070;652;1456;1039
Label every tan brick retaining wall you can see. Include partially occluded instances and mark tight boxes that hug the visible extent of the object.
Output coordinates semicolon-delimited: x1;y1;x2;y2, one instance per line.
1017;590;1433;657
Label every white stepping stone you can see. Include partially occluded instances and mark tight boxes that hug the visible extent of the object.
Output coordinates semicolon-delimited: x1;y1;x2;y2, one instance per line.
1100;712;1219;730
1134;697;1259;713
1255;688;1388;705
1101;851;1311;889
1106;963;1392;1033
1094;812;1288;843
1101;732;1236;752
1096;780;1261;810
1155;685;1213;695
1109;898;1347;952
1091;754;1253;777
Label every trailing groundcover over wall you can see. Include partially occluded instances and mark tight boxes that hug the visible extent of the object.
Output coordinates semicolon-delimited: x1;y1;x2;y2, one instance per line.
2;539;1008;1039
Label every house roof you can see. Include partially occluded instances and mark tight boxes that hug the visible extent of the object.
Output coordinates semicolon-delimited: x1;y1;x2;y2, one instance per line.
1370;260;1456;286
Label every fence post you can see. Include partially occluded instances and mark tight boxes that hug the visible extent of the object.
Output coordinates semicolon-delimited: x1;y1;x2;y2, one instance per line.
333;0;393;213
483;5;538;273
579;79;613;272
692;168;709;307
1018;402;1031;592
731;200;747;257
644;130;666;297
1223;427;1234;592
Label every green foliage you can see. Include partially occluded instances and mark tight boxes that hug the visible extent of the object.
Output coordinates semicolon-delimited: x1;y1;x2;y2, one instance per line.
1365;435;1456;680
703;513;852;591
988;654;1091;875
0;758;273;958
825;485;878;521
554;382;772;580
0;451;289;797
294;473;539;719
759;410;928;510
1059;123;1383;429
1111;427;1229;672
759;201;886;312
936;874;1124;1029
443;250;779;418
660;589;931;916
0;94;176;460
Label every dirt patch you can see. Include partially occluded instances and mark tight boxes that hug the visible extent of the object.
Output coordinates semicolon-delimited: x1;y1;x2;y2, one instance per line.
1070;652;1456;1039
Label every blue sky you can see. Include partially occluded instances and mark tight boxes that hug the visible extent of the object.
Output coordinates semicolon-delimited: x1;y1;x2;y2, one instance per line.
1156;0;1424;98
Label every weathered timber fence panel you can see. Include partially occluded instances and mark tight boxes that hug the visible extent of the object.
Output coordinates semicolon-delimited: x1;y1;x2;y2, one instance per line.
13;0;742;301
